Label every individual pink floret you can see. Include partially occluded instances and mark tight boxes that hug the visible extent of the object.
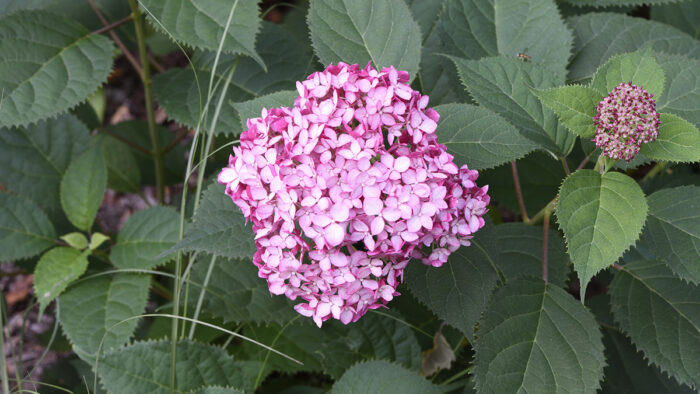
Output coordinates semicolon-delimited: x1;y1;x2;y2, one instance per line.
593;82;660;162
219;62;490;327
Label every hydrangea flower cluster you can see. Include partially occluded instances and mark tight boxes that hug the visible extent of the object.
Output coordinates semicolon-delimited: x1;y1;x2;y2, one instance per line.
219;62;490;327
593;82;660;161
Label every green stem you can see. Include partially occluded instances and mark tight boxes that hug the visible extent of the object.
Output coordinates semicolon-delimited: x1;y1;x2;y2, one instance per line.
642;161;667;181
0;299;10;394
129;0;165;204
510;160;529;222
524;198;556;226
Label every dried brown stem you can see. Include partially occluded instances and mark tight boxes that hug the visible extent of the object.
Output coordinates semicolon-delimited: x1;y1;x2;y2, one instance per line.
91;14;133;35
87;0;142;76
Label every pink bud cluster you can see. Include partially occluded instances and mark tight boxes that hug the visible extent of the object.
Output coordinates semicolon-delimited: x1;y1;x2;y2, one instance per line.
218;62;489;327
593;82;660;161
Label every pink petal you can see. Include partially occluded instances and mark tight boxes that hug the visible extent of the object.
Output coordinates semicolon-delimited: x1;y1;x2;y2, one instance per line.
363;198;384;216
370;216;385;235
394;156;410;172
325;223;345;247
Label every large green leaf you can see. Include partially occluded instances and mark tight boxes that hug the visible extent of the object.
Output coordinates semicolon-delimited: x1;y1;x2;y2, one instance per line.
98;340;257;394
610;259;700;389
567;13;700;82
96;135;141;193
590;48;665;97
308;0;422;79
657;56;700;129
564;0;688;7
0;114;90;217
651;2;700;39
34;247;89;315
0;192;56;261
495;223;570;288
535;85;601;138
416;28;471;106
110;206;180;270
473;277;605;393
641;113;700;163
452;55;576;156
405;223;499;341
59;274;150;361
242;311;421;378
434;103;538;170
639;186;700;284
232;90;298;129
140;0;263;67
186;255;296;325
556;170;647;299
403;0;442;39
332;361;441;394
170;183;256;260
0;11;114;127
60;144;107;231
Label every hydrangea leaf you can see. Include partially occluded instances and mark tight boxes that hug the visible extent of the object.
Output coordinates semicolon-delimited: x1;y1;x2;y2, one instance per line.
0;11;114;127
139;0;264;68
657;56;700;129
640;113;700;163
332;360;441;394
434;103;538;170
451;55;576;156
34;247;89;316
610;259;700;389
403;0;442;39
232;90;298;130
638;186;700;284
308;0;422;80
98;340;259;394
95;135;141;193
495;223;570;288
169;183;256;260
59;274;150;362
590;48;666;97
60;232;88;250
0;114;91;217
416;29;471;107
556;170;647;299
60;144;107;231
651;2;700;39
0;192;56;261
110;206;180;270
472;277;604;393
189;387;244;394
564;0;687;7
185;254;297;325
405;223;499;341
241;311;421;378
534;85;602;138
567;13;700;82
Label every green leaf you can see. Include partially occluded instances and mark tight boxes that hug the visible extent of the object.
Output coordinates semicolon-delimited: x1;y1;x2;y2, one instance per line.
434;103;538;170
34;247;89;315
98;340;258;394
308;0;422;80
565;0;687;6
0;192;56;261
96;135;141;193
556;170;647;298
60;144;107;231
405;223;499;341
567;12;700;82
0;11;114;127
590;48;665;97
0;114;90;217
473;277;605;393
652;2;700;39
495;223;570;288
639;186;700;284
451;55;576;156
403;0;442;39
110;206;180;270
89;232;110;251
140;0;264;68
170;183;256;260
416;29;471;106
189;388;243;394
60;232;88;250
332;360;441;394
434;0;573;76
640;113;700;163
185;254;296;325
232;90;298;129
152;68;251;135
609;259;700;389
657;57;700;129
59;274;150;361
534;85;602;138
242;311;421;378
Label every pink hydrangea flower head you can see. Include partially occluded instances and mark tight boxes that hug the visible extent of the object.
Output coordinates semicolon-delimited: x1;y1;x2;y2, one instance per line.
593;82;660;161
218;62;490;327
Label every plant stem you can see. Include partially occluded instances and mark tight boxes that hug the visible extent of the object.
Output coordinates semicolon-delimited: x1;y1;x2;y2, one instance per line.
524;198;556;226
129;0;165;204
91;14;134;35
559;156;571;175
87;0;142;76
510;160;529;222
642;161;667;181
0;299;9;394
542;208;551;282
576;152;592;171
